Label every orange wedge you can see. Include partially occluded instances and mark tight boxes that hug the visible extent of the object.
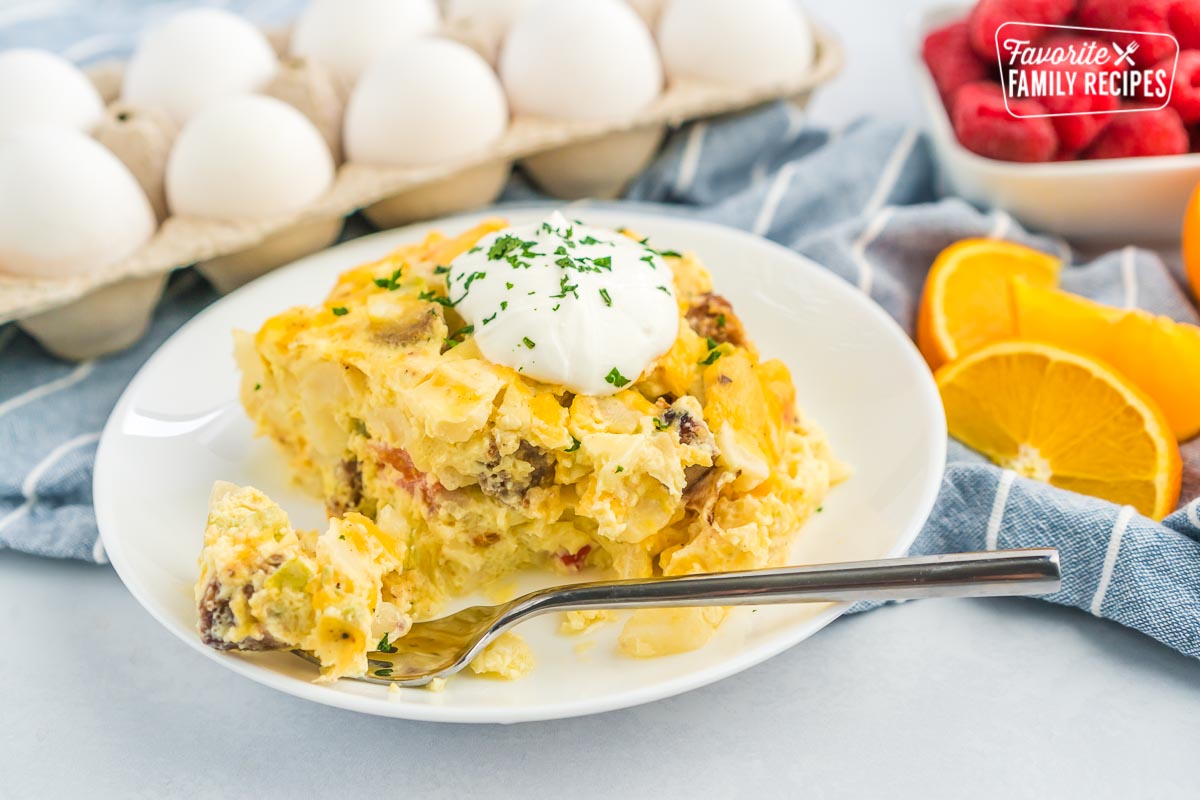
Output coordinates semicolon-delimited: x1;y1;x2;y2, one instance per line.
1182;181;1200;302
917;239;1061;371
936;341;1181;520
1011;279;1200;440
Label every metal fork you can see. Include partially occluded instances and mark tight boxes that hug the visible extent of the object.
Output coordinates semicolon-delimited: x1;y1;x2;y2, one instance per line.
294;549;1060;686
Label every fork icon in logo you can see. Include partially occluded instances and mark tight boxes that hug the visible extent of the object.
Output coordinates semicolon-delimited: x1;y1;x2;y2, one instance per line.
1112;40;1140;66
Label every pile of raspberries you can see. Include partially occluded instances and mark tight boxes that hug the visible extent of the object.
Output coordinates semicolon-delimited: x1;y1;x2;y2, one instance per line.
924;0;1200;162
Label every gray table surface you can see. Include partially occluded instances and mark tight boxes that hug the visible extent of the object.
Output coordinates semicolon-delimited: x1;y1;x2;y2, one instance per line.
4;1;1200;797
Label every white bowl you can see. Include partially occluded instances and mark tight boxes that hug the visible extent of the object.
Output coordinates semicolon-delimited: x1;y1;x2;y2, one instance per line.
916;5;1200;246
94;205;945;723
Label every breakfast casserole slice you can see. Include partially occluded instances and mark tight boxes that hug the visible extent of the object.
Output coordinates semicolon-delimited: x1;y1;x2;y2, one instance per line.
201;214;847;680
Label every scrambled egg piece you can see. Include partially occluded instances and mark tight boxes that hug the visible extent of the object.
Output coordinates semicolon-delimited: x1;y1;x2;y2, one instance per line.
560;609;617;634
618;607;728;658
205;219;846;678
468;631;536;679
198;481;536;682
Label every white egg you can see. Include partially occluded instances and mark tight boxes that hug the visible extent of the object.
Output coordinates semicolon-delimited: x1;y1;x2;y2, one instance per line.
623;0;667;27
500;0;661;121
344;38;507;166
290;0;440;88
121;8;278;124
442;0;537;64
0;126;155;279
166;95;334;220
0;49;104;133
657;0;814;88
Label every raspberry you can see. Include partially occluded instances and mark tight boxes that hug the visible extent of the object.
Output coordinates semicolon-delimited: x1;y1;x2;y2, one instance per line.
967;0;1076;62
1019;36;1122;151
1077;0;1176;68
923;20;992;101
1083;105;1188;158
1169;0;1200;49
1046;99;1119;153
1164;50;1200;122
952;81;1059;161
1048;103;1119;153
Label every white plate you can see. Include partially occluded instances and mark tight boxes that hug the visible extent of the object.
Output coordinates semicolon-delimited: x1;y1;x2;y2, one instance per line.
915;5;1200;246
94;205;945;723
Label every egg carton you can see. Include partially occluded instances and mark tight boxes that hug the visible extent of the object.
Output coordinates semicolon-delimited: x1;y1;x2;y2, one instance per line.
0;26;842;361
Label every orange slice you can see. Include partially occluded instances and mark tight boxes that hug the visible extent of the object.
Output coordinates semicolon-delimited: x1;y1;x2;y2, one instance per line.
1011;278;1200;440
1182;181;1200;302
936;341;1182;520
917;239;1061;371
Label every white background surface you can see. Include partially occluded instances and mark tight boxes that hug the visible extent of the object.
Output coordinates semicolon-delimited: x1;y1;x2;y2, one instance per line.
3;0;1200;797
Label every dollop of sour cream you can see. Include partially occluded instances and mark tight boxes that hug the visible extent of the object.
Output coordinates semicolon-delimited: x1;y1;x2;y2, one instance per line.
448;212;679;395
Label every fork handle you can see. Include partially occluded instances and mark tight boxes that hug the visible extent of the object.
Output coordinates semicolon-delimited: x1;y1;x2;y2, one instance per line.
515;549;1060;615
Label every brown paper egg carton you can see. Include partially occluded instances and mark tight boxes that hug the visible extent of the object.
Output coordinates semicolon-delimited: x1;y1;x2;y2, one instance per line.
0;25;842;361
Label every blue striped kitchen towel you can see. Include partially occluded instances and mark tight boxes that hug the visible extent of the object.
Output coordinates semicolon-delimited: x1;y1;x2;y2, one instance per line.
1;2;1198;658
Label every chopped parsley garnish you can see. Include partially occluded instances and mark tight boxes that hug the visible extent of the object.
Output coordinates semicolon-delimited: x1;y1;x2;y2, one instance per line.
432;295;455;307
433;265;451;274
615;465;625;473
462;271;487;292
555;256;576;271
817;506;824;513
331;306;348;316
599;288;612;307
653;417;670;431
705;336;718;350
581;236;600;245
443;338;460;349
500;301;508;310
716;313;726;329
657;285;672;295
551;274;579;300
593;256;612;269
488;234;523;261
253;383;261;391
468;246;482;254
418;290;437;302
373;267;402;291
699;349;723;366
452;325;474;338
552;303;561;311
482;312;497;325
605;367;630;388
377;634;398;653
656;249;682;258
505;282;514;290
375;668;394;677
522;336;536;349
640;254;657;268
565;437;581;452
338;534;345;540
